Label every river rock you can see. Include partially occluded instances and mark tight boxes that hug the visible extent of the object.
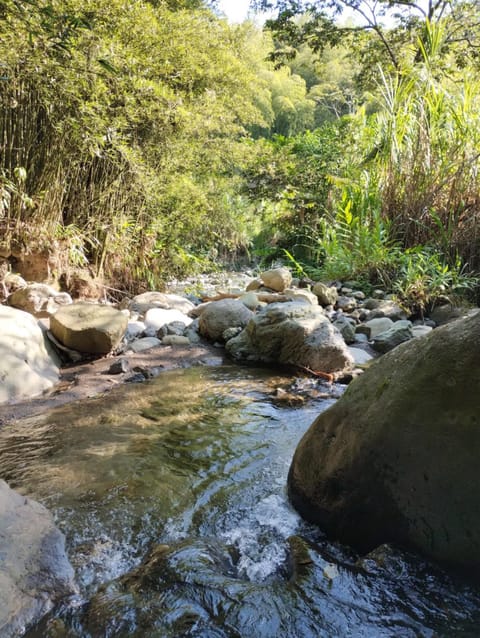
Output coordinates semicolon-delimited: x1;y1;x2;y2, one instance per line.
371;320;413;353
199;299;254;343
129;292;195;315
126;336;162;353
0;305;60;404
259;267;292;292
284;288;318;306
288;310;480;572
7;283;72;317
144;308;192;336
356;317;394;340
368;300;408;321
226;302;353;373
0;480;76;637
333;316;356;344
50;302;128;354
429;303;471;326
313;282;338;307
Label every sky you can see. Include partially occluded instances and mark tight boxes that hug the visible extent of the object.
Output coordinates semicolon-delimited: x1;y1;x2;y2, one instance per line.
217;0;267;23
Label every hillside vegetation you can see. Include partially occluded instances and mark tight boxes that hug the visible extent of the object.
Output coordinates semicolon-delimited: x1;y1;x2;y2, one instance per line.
1;0;480;311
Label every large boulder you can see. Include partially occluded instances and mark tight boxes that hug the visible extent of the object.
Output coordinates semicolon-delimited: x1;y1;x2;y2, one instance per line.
0;481;76;637
50;302;128;354
7;283;72;317
0;305;60;404
226;302;353;373
198;299;254;343
288;310;480;572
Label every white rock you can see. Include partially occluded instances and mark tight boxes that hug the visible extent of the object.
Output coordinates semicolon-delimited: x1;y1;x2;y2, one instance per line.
347;347;374;365
144;308;193;334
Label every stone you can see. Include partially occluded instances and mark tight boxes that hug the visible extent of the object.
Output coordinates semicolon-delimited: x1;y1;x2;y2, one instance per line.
352;290;366;300
144;308;192;336
312;282;338;307
333;316;356;344
429;304;472;326
335;295;357;313
3;272;27;293
239;291;262;310
108;358;130;374
0;306;60;404
347;347;374;365
157;321;187;338
259;267;292;292
198;299;254;343
125;320;146;342
368;300;408;321
50;302;128;354
284;288;318;306
411;325;433;338
245;278;263;292
0;480;76;636
7;283;72;318
126;337;162;353
226;302;353;373
288;310;480;572
129;292;195;316
371;320;413;353
161;335;190;346
356;317;394;340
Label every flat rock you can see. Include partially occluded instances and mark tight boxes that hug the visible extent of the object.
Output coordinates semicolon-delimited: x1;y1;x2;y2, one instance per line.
129;292;195;315
50;302;128;354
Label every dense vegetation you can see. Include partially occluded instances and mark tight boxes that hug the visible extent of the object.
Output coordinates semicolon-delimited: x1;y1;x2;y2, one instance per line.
1;0;480;311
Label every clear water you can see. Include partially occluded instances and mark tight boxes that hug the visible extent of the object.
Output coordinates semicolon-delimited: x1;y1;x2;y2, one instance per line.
0;365;479;637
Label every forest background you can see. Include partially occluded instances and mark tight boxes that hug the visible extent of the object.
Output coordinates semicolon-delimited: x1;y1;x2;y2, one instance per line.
1;0;480;315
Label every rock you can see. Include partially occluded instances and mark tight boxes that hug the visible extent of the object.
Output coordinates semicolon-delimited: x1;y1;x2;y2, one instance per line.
226;302;353;373
368;300;408;321
239;291;262;310
184;318;201;344
0;481;76;637
335;296;357;313
245;278;263;292
0;306;60;404
429;303;472;326
198;299;254;343
7;283;72;317
129;292;195;316
312;282;338;307
157;321;187;338
259;267;292;292
411;325;433;338
372;289;385;299
223;326;243;341
50;302;128;354
3;272;27;293
333;316;356;344
356;317;394;340
347;347;374;365
108;358;130;374
284;288;318;306
288;310;480;572
144;308;193;336
125;320;146;342
161;335;190;346
126;337;162;353
371;320;413;353
352;290;366;300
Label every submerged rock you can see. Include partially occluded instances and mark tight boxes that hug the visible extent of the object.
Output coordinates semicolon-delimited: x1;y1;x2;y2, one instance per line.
0;480;76;637
288;310;480;573
226;302;353;373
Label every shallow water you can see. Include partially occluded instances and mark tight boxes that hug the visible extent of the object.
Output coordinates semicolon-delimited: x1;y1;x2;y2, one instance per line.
1;365;479;637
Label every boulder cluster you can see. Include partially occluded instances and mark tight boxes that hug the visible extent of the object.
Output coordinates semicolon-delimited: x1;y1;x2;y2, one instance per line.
0;265;472;404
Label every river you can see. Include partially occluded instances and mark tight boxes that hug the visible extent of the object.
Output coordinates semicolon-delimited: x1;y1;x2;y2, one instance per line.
0;365;479;637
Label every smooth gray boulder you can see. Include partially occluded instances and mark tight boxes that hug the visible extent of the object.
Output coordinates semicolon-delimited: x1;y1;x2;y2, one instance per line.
0;305;60;404
0;481;76;637
50;302;128;354
226;302;353;373
199;299;254;343
288;310;480;572
371;320;413;353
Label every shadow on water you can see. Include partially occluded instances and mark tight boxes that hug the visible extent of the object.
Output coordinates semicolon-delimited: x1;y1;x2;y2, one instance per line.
0;365;479;637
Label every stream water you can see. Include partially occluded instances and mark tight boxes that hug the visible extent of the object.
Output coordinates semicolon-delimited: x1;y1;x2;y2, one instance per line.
1;365;479;637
